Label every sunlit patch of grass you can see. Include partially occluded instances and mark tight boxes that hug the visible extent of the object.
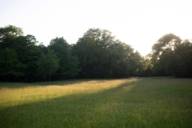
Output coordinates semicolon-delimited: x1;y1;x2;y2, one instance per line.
0;79;136;108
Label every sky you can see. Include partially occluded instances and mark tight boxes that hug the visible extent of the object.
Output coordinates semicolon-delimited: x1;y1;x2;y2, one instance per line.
0;0;192;55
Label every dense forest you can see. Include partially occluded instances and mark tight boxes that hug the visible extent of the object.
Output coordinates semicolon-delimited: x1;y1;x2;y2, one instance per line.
0;25;192;81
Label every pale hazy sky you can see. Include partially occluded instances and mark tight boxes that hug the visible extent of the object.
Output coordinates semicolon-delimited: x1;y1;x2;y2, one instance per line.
0;0;192;55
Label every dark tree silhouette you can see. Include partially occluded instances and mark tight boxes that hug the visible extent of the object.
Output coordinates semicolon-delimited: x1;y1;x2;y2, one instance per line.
1;25;192;81
73;28;143;78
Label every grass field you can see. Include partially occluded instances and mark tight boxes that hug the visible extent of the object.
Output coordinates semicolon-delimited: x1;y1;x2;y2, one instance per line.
0;78;192;128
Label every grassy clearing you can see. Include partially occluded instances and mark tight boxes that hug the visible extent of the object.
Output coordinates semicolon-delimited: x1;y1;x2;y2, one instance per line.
0;78;192;128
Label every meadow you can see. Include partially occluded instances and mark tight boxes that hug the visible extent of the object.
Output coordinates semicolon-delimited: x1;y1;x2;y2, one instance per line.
0;78;192;128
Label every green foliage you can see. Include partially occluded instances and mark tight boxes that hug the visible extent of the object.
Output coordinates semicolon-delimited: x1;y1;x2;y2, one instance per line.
49;37;80;78
173;40;192;77
1;25;192;81
36;50;59;80
152;33;181;60
149;34;192;77
0;25;23;40
73;28;143;77
0;48;24;80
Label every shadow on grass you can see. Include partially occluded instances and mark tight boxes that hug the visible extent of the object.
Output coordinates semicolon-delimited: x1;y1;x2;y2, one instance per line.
0;79;98;88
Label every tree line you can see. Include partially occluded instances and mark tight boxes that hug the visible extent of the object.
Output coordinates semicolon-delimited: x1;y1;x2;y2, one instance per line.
0;25;192;81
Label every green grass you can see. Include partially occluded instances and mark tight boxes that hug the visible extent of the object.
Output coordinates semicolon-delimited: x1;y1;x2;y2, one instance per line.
0;78;192;128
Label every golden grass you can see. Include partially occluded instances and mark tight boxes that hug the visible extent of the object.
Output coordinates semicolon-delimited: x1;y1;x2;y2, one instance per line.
0;79;136;108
